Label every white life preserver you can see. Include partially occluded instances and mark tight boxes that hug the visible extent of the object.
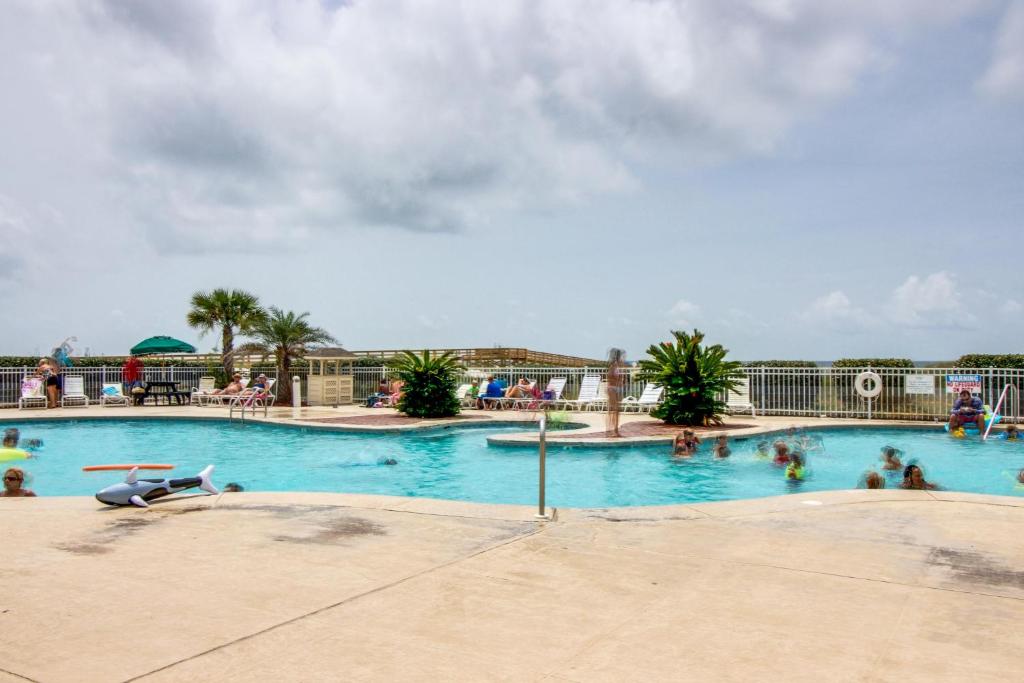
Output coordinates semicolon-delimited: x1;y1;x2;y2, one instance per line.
855;371;883;398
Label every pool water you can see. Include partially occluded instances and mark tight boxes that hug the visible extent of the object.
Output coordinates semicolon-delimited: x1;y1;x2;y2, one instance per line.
5;420;1024;507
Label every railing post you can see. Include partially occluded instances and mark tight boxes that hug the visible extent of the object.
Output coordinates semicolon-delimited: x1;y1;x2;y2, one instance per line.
536;413;549;520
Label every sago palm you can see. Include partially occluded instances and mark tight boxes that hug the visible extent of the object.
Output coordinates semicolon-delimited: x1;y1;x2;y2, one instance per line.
186;288;266;379
391;350;464;418
638;329;744;426
239;308;337;403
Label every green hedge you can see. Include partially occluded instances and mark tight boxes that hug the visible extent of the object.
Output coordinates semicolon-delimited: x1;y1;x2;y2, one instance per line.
955;354;1024;369
833;358;914;369
742;361;818;368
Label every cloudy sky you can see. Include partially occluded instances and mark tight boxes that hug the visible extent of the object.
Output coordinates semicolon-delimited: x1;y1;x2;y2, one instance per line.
2;0;1022;361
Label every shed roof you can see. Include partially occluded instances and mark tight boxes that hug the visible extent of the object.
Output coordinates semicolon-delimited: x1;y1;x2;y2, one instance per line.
304;347;358;360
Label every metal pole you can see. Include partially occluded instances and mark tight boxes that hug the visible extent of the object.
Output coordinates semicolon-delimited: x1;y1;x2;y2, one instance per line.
536;413;549;520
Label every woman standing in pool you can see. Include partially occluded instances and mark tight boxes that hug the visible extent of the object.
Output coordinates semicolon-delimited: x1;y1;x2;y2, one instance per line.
1;467;35;497
712;434;731;458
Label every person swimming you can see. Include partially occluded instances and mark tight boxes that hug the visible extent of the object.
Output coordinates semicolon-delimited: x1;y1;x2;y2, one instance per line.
784;451;805;480
880;446;903;471
998;425;1020;440
772;440;790;465
863;471;885;489
754;441;771;459
901;464;938;490
712;434;730;458
673;430;700;457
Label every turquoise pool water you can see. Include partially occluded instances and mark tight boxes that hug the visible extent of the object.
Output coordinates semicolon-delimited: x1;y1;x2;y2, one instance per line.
4;419;1024;506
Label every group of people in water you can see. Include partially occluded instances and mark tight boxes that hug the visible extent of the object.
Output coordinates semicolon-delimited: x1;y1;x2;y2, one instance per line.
671;423;1024;491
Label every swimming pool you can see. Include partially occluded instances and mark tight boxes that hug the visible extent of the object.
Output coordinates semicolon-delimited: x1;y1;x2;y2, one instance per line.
5;419;1024;506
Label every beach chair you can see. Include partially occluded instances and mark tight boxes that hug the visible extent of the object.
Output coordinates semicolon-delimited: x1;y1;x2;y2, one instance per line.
513;377;567;410
228;378;277;417
99;382;131;408
190;376;217;406
455;384;477;409
560;375;601;411
726;378;756;417
60;376;89;408
205;377;249;407
621;383;663;413
18;377;47;410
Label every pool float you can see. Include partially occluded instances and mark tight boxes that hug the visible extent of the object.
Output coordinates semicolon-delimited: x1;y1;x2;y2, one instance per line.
0;447;29;462
95;465;218;508
944;406;1000;433
82;464;175;472
785;463;805;480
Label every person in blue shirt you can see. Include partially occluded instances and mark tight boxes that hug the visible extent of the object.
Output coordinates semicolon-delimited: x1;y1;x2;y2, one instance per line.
948;389;985;432
477;376;505;410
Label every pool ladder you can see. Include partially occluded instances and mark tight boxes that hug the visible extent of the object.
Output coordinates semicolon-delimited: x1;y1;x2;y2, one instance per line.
983;383;1019;440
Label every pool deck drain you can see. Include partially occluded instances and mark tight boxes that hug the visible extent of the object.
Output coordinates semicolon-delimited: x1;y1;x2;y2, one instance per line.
2;490;1022;682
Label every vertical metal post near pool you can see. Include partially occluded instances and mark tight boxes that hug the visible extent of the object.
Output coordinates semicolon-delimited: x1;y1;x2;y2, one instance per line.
536;412;549;520
292;375;302;419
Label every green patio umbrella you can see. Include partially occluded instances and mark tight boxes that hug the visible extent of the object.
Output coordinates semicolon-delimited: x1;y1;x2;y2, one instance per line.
130;336;197;356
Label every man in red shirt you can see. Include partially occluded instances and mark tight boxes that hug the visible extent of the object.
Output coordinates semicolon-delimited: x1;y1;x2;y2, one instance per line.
122;355;144;392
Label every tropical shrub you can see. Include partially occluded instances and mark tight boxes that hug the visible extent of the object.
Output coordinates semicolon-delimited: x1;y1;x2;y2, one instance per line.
833;358;914;369
391;350;464;418
637;329;744;426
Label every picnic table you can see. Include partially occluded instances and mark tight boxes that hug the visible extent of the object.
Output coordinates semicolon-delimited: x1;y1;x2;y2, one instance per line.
137;381;190;406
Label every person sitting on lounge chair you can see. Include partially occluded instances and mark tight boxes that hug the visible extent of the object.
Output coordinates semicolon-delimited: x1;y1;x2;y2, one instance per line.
505;378;533;399
212;373;244;395
478;376;505;410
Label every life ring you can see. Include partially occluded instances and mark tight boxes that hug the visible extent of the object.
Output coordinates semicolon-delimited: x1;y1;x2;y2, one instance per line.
82;464;175;472
855;371;883;398
0;447;29;462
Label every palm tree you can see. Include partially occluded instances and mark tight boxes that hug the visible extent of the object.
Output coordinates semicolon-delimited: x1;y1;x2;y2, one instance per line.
186;289;266;379
240;307;337;404
638;329;744;426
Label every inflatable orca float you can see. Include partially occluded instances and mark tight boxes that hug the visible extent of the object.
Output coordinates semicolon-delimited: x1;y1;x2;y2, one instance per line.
96;465;219;508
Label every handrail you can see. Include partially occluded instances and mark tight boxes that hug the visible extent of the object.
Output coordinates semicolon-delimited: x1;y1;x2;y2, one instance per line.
536;412;549;520
983;383;1018;440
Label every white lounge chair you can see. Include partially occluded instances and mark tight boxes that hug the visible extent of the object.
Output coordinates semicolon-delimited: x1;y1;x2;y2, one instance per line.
228;378;277;417
726;378;756;416
513;377;568;410
560;375;601;411
455;383;472;407
204;377;249;406
60;376;89;408
622;383;663;413
18;377;47;410
100;382;131;408
190;376;217;406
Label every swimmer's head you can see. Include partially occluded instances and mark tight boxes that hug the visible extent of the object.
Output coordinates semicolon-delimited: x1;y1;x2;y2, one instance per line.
865;471;884;489
223;483;244;492
380;457;398;466
2;428;19;448
773;441;789;454
1007;425;1019;437
789;451;804;466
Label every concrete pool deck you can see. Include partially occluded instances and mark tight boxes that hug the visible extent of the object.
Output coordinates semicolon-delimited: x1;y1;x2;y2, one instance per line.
2;489;1023;682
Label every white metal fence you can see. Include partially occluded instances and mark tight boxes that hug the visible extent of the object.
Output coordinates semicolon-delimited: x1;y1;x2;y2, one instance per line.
1;365;1021;422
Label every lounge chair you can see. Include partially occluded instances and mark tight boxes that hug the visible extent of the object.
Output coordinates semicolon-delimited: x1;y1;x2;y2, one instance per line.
100;382;131;408
60;376;89;408
512;377;567;410
228;378;277;417
18;377;47;410
205;377;249;406
622;383;663;413
190;376;217;406
455;384;479;409
560;375;601;411
726;378;756;416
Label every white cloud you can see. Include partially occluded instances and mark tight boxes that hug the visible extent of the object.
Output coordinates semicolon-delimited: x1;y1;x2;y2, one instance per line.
979;0;1024;99
0;0;989;253
1002;299;1022;315
668;298;701;328
802;290;871;327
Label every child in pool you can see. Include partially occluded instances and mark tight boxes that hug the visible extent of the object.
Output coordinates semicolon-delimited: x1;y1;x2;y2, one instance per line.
998;425;1020;440
754;441;771;459
712;434;730;458
785;452;805;480
864;471;885;489
673;430;700;457
880;446;902;471
901;464;937;490
772;441;790;465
